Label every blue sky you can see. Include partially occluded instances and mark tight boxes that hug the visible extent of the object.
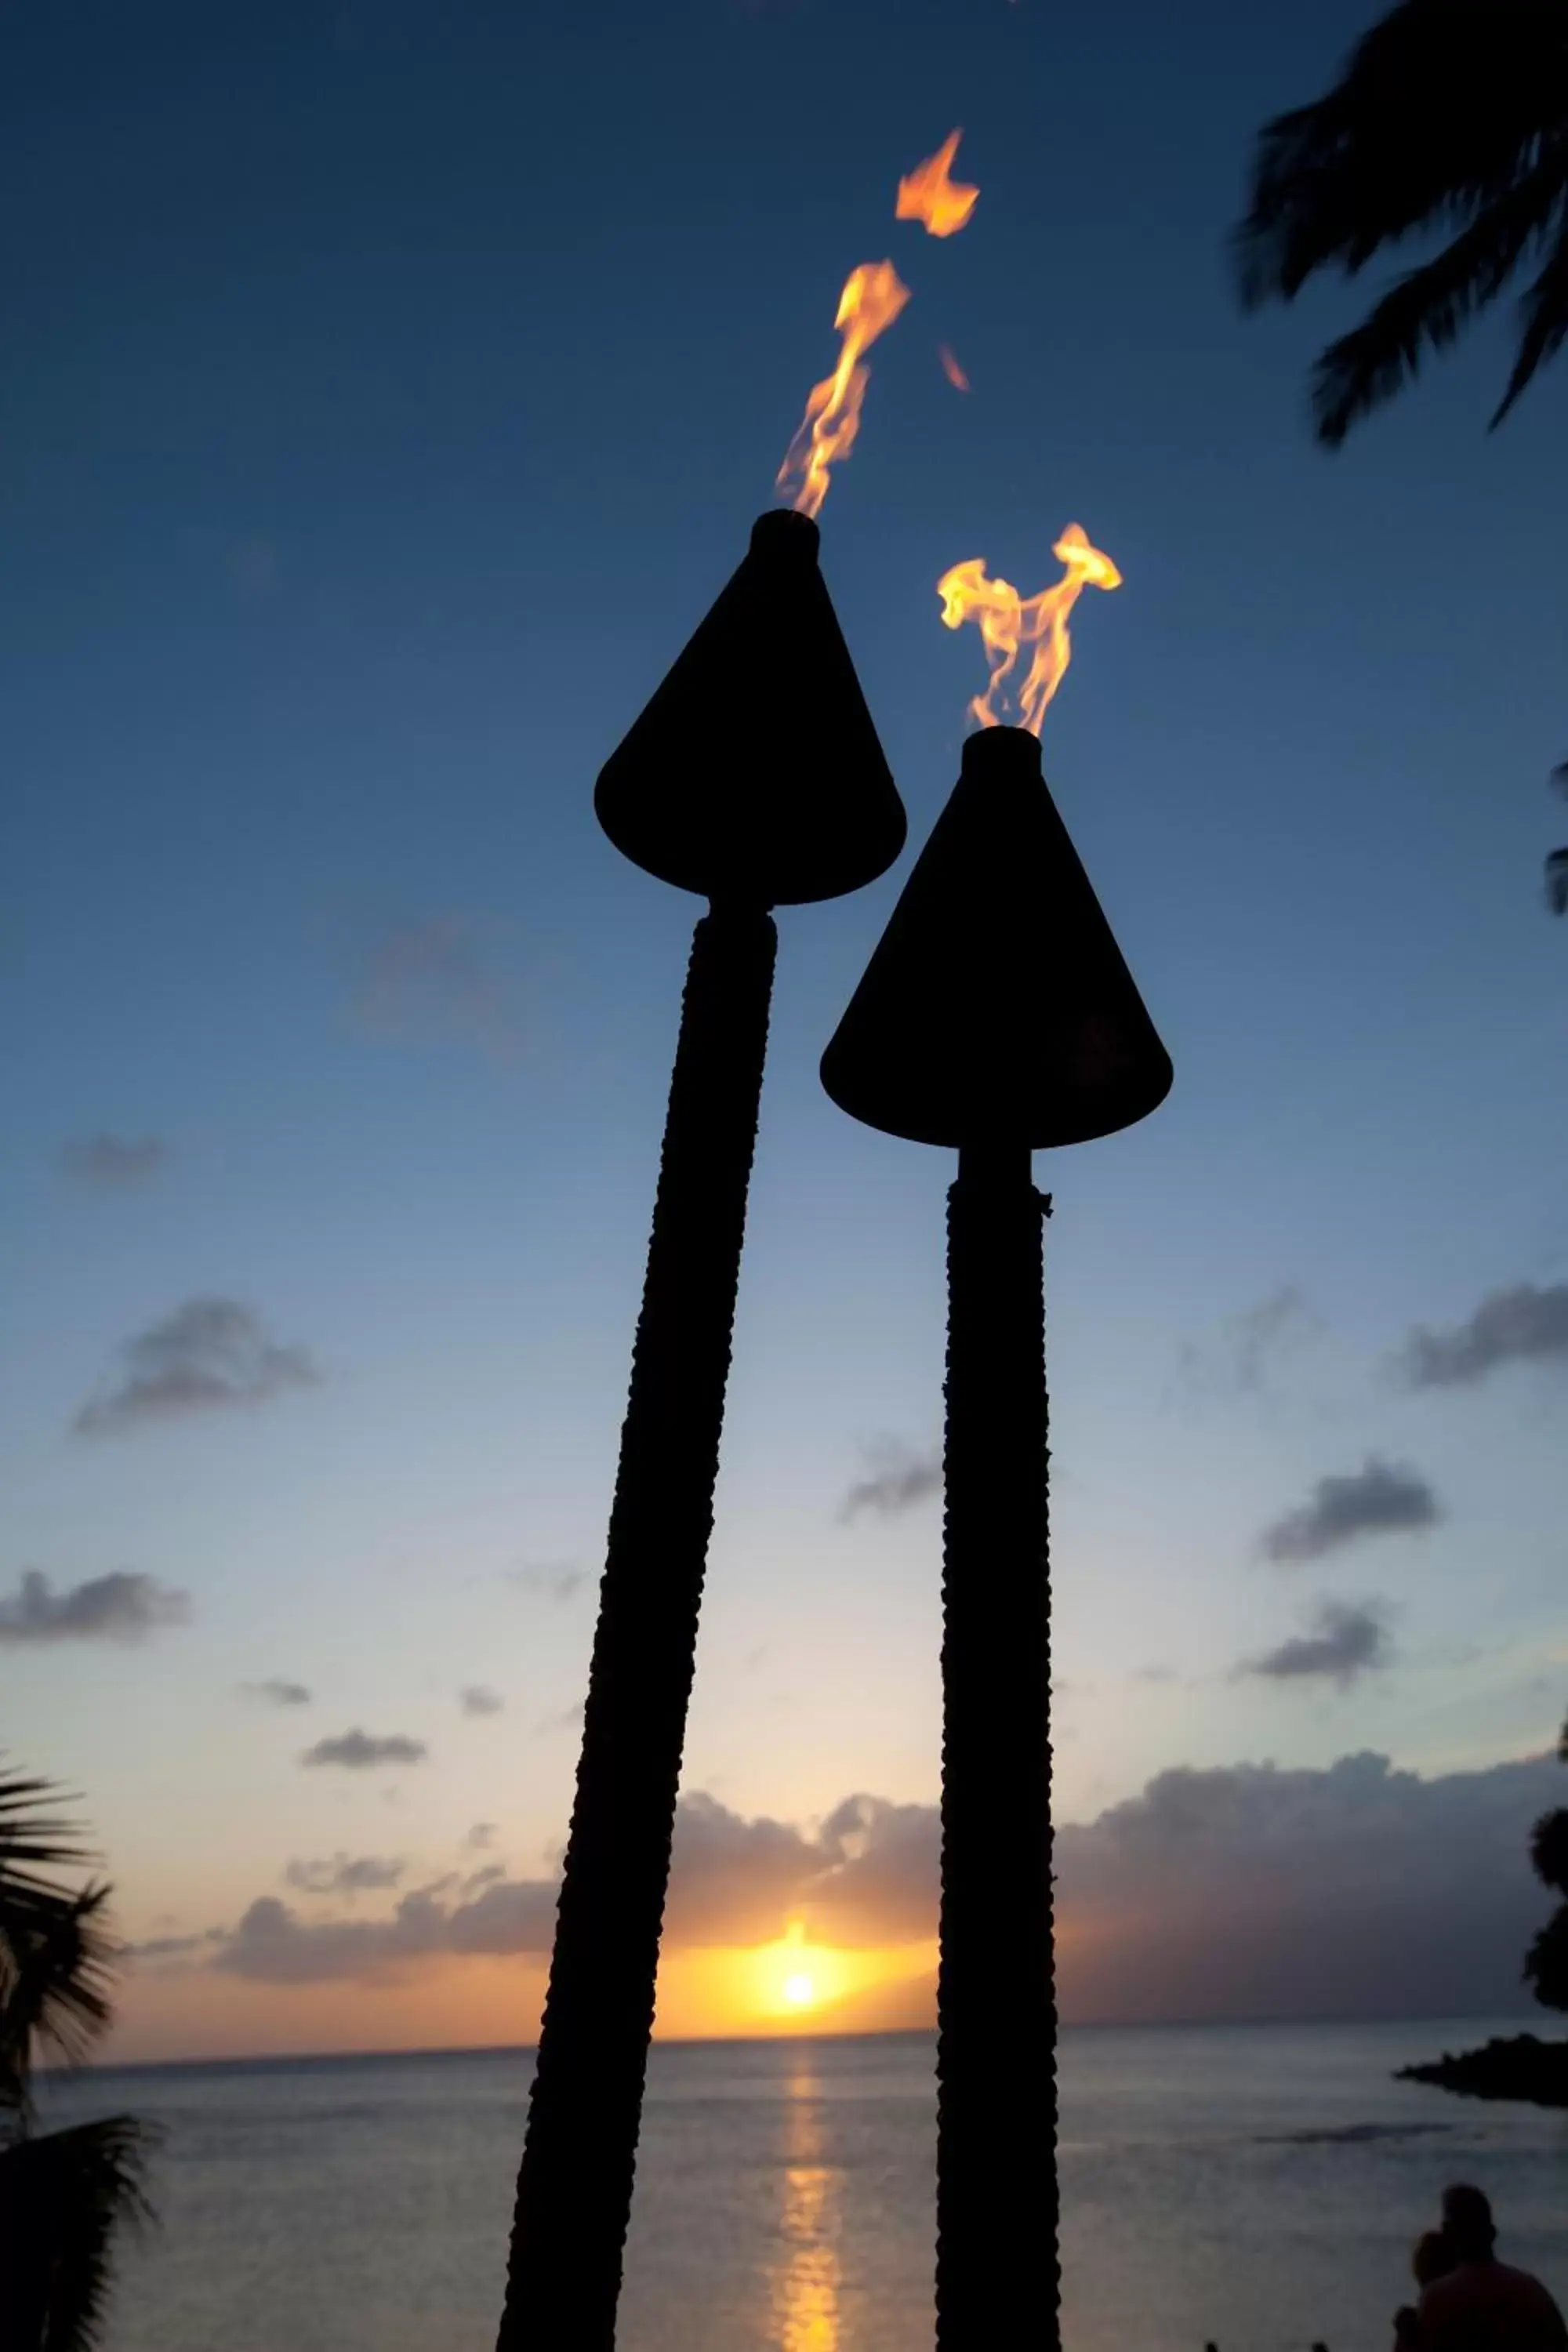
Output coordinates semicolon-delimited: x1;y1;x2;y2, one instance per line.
2;0;1565;2056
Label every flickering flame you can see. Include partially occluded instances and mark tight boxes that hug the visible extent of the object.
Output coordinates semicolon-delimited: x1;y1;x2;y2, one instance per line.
896;130;979;238
937;524;1122;736
938;343;970;391
777;261;911;519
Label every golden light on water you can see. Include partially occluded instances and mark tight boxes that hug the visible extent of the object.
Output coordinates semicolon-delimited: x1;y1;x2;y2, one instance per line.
771;2063;841;2352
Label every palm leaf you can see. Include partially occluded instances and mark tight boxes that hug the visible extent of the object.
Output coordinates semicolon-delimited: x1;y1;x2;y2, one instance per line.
1236;0;1568;441
0;1768;118;2115
0;2115;158;2352
1309;162;1568;441
1238;0;1568;303
1548;848;1568;915
1493;215;1568;418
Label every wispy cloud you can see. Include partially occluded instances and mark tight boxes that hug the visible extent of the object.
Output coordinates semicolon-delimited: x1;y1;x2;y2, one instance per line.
126;1929;223;1964
350;916;528;1065
59;1134;169;1190
1259;1457;1439;1564
840;1439;940;1522
466;1823;498;1849
74;1297;321;1439
1177;1285;1318;1400
0;1570;189;1645
505;1563;586;1604
300;1730;427;1770
241;1679;311;1707
460;1685;504;1717
285;1853;405;1895
1243;1600;1393;1686
1398;1282;1568;1388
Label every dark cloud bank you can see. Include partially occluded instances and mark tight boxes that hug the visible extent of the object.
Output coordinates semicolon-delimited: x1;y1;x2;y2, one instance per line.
197;1749;1562;2024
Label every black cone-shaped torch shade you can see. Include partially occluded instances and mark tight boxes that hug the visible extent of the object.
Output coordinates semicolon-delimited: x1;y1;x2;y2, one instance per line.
594;510;906;906
821;726;1172;1149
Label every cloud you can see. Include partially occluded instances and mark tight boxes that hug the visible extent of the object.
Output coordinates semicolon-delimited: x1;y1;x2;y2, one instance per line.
215;1876;561;1984
285;1854;405;1896
0;1570;189;1646
505;1563;586;1604
1177;1285;1317;1399
1054;1748;1564;2024
241;1679;311;1707
1399;1282;1568;1388
460;1685;504;1717
461;1864;506;1897
126;1929;223;1964
466;1823;498;1849
200;1747;1568;2021
1243;1600;1393;1686
59;1134;169;1190
350;916;528;1064
840;1439;940;1522
300;1730;427;1770
1259;1457;1440;1563
74;1297;321;1439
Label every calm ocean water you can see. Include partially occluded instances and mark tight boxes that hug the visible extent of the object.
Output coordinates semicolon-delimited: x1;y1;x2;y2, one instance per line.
45;2019;1567;2352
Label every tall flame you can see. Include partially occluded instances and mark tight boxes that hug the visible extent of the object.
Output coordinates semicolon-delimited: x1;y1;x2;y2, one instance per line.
896;130;980;238
937;524;1122;736
777;261;911;520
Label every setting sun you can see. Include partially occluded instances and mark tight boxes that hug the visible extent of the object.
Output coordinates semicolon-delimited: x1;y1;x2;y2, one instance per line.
782;1972;815;2008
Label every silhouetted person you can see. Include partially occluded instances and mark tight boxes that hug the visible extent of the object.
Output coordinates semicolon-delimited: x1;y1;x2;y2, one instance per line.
1415;2186;1568;2352
1396;2230;1459;2349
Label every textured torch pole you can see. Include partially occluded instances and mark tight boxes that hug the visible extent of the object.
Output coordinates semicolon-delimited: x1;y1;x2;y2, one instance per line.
497;510;903;2352
940;1140;1054;2337
822;724;1171;2352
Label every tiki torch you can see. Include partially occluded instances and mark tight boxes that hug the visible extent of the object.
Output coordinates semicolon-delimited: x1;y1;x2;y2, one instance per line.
820;722;1171;2350
496;509;905;2352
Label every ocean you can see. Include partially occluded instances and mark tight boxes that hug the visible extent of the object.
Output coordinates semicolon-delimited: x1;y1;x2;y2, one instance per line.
44;2019;1567;2352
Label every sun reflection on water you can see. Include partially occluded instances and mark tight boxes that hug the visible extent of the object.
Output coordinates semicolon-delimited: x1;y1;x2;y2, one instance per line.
771;2063;841;2352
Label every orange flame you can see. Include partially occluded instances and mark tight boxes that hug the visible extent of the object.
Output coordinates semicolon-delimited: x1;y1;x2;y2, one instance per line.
777;261;911;519
896;130;980;238
938;343;970;391
937;524;1122;736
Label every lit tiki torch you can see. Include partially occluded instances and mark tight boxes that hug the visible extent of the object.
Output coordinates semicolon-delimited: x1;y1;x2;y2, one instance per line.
821;529;1172;2350
495;318;906;2347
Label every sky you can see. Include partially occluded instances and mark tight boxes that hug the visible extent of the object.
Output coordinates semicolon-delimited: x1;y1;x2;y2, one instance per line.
2;0;1566;2064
